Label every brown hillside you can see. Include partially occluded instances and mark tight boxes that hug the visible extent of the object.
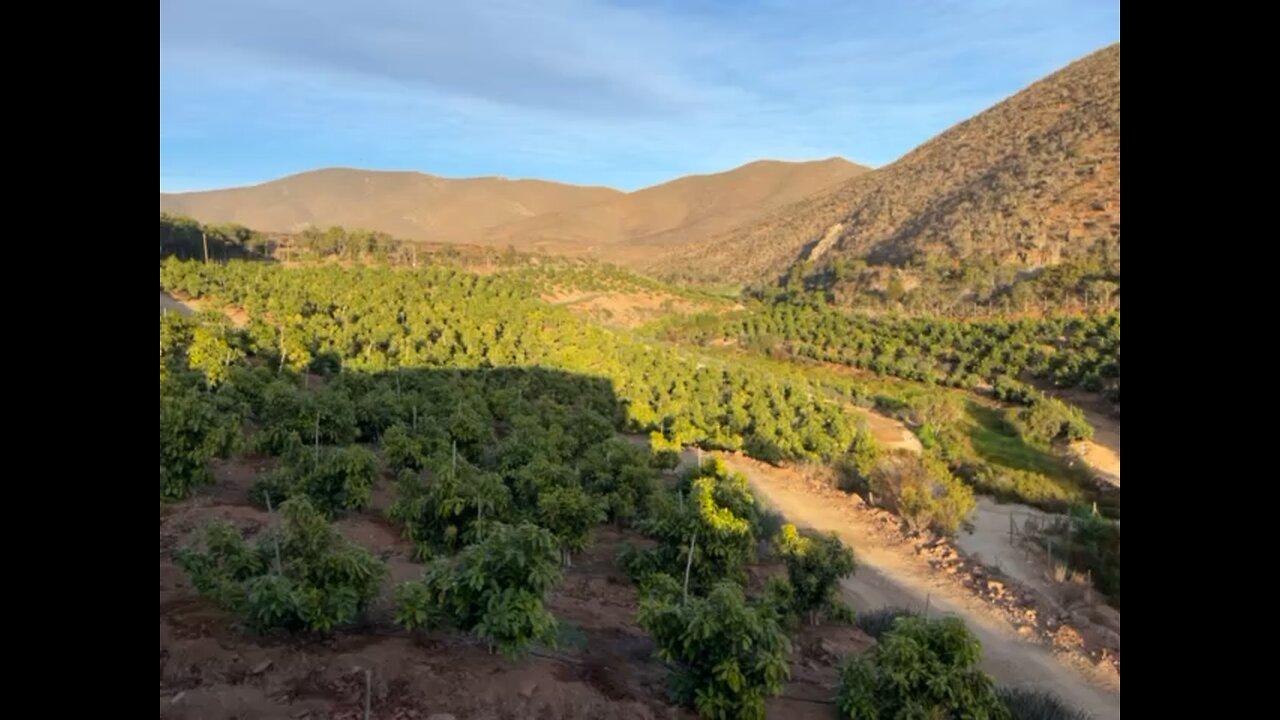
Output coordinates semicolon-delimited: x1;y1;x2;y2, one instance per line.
159;159;865;267
481;158;867;264
652;43;1120;286
159;168;623;244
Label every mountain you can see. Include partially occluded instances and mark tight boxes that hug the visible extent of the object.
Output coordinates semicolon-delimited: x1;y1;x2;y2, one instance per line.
651;44;1121;296
479;158;867;264
159;159;867;265
159;168;623;245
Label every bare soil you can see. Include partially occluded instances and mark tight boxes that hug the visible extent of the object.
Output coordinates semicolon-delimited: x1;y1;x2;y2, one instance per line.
705;451;1121;720
543;290;716;329
160;457;871;719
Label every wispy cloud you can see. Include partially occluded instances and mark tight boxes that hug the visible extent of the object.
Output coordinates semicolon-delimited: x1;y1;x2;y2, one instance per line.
160;0;1119;191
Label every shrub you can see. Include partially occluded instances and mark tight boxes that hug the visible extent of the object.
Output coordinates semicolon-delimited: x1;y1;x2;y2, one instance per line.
389;451;512;555
999;688;1093;720
1006;397;1093;447
836;616;1009;719
869;450;975;534
853;606;920;640
175;497;385;632
638;579;791;719
394;522;561;657
627;464;760;591
537;484;605;566
773;524;856;625
252;444;377;517
160;387;240;500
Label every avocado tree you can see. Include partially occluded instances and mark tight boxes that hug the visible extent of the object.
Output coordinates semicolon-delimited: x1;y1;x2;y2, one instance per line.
537;484;605;566
836;616;1009;720
637;578;791;720
175;497;386;632
395;521;561;657
773;523;856;625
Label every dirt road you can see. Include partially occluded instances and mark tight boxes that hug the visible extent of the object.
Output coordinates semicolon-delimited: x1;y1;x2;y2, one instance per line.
700;451;1121;720
159;291;193;316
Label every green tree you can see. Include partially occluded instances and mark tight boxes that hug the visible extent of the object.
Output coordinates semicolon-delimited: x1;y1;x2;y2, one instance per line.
637;579;791;720
537;484;605;566
160;387;239;499
836;616;1008;720
395;522;561;656
869;451;975;534
187;315;245;387
773;524;856;625
175;497;386;632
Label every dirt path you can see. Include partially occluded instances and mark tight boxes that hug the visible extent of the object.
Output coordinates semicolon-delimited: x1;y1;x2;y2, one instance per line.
956;497;1057;593
160;291;193;316
704;452;1120;720
160;290;250;327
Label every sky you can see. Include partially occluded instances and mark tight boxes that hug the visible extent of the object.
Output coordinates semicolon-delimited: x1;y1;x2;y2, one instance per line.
159;0;1120;192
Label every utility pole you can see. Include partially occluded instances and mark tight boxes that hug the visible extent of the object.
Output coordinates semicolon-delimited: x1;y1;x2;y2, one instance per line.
202;231;209;264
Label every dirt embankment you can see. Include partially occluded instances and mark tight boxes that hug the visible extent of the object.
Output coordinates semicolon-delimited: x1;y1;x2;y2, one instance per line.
705;451;1120;720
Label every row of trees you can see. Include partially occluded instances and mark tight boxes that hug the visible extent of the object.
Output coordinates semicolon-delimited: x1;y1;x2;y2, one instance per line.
771;247;1120;320
648;292;1119;406
163;315;853;714
161;258;869;465
162;291;1087;717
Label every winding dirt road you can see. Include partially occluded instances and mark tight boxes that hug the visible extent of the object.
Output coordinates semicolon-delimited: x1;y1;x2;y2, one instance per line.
710;451;1121;720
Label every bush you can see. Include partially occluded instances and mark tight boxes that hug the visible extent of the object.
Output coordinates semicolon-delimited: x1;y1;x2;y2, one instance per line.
537;484;605;566
638;579;791;719
160;387;240;500
579;438;660;526
773;524;856;625
853;606;920;639
999;688;1092;720
627;463;761;590
961;463;1085;511
869;450;975;535
1006;397;1093;447
394;522;561;657
175;497;386;632
252;444;377;517
837;616;1009;720
389;451;512;555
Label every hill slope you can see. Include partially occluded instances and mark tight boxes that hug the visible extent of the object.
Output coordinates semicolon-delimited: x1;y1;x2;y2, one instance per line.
160;159;866;266
481;158;867;264
652;43;1121;300
160;168;623;244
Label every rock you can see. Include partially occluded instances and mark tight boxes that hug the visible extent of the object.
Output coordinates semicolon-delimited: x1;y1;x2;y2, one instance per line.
817;639;840;660
987;580;1005;594
171;691;186;705
519;680;538;698
251;660;274;675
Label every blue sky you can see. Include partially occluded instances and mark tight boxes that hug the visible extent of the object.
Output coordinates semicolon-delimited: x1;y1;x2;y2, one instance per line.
159;0;1119;192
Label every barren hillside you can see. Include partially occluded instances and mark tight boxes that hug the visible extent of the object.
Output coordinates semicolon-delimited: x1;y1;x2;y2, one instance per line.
159;159;865;267
481;158;867;264
160;168;623;244
652;44;1120;290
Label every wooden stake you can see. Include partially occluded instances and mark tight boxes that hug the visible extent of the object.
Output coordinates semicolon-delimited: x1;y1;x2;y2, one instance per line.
265;493;283;573
364;669;372;720
683;530;698;603
202;231;209;264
